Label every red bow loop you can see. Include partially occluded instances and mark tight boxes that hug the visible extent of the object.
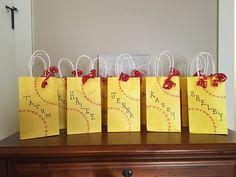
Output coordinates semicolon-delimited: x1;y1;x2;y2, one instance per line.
71;70;76;76
197;72;227;88
72;69;84;77
41;66;59;88
42;66;59;78
100;76;107;82
210;73;227;87
41;80;48;88
213;73;227;82
119;72;130;82
193;69;206;77
42;70;49;77
211;79;219;87
82;69;97;84
162;68;179;90
49;66;58;75
197;76;208;89
163;77;176;89
90;69;97;77
131;70;143;77
168;68;181;77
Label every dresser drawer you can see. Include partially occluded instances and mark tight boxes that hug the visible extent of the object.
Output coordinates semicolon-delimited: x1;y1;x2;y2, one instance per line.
0;160;7;177
10;160;236;177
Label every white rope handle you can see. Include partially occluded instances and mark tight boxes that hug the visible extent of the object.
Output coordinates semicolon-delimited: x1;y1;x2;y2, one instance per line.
155;50;174;76
199;55;207;73
28;50;51;77
93;56;108;77
196;55;202;77
196;52;215;76
191;53;208;75
189;54;199;76
160;50;175;68
57;58;75;78
184;60;189;76
115;54;135;77
193;52;215;76
75;55;94;77
147;57;163;76
30;55;48;70
189;53;207;76
31;50;51;67
147;57;153;76
199;52;216;74
120;58;135;75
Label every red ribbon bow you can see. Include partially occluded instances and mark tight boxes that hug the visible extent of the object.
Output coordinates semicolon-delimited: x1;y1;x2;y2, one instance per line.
131;70;143;77
163;77;176;89
168;68;181;77
119;70;143;82
163;68;180;89
119;72;130;81
193;69;206;77
82;69;96;84
41;66;59;88
100;76;107;82
72;69;84;77
197;73;227;88
210;73;227;87
197;76;208;89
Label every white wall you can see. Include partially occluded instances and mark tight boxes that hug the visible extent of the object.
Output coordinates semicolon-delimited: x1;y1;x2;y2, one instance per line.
15;0;33;77
219;0;235;130
0;0;32;140
235;0;236;129
0;0;17;140
32;0;218;72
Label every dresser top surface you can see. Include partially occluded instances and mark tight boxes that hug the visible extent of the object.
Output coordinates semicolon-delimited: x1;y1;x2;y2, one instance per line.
0;127;236;156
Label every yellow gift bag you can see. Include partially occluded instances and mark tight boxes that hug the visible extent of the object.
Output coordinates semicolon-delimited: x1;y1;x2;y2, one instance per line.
187;52;228;134
67;55;101;134
57;58;75;129
107;54;141;132
19;50;59;139
146;51;181;132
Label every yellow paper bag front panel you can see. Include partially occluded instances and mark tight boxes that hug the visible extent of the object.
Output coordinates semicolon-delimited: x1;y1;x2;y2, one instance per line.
107;77;140;132
67;77;101;134
180;77;188;127
187;77;228;134
19;77;59;140
57;78;67;129
146;77;181;132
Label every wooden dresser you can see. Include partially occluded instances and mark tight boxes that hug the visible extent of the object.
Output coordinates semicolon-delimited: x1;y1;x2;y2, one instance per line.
0;127;236;177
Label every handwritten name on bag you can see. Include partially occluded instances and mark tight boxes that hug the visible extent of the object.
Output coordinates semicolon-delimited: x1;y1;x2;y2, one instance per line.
190;91;223;121
69;90;95;120
149;91;176;119
22;95;52;118
110;92;134;119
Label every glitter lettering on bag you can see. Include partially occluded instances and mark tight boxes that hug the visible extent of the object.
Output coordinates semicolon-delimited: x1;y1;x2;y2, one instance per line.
23;95;52;118
69;91;95;121
110;92;134;119
190;91;223;121
149;91;176;119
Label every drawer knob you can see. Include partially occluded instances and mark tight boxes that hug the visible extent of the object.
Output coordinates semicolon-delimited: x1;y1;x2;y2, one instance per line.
122;169;133;177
